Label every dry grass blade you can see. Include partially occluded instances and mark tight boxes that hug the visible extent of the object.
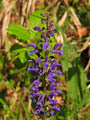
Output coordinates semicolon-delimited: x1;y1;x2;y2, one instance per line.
70;7;82;38
58;11;68;26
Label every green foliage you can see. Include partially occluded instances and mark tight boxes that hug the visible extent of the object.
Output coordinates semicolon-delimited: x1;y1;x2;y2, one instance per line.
29;9;48;40
8;24;30;43
0;98;17;120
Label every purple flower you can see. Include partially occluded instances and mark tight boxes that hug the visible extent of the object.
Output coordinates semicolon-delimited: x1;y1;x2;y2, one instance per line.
30;92;39;98
42;43;49;50
30;51;34;56
52;106;60;111
55;70;62;75
52;50;63;56
48;76;56;82
55;89;61;94
50;33;54;37
33;80;40;87
50;110;54;118
54;43;63;50
43;62;48;69
44;36;47;42
50;82;57;90
48;72;56;77
37;94;44;105
28;66;39;72
53;29;57;33
28;43;37;48
35;106;42;115
35;58;41;63
34;26;41;32
31;86;39;92
49;99;58;105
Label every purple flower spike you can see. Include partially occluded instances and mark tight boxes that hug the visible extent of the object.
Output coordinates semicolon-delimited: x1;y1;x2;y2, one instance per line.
34;26;41;32
28;12;63;118
54;43;63;50
28;43;37;48
50;110;54;118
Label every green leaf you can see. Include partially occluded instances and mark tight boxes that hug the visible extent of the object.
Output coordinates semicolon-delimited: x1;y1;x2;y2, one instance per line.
29;9;48;40
8;24;30;43
30;53;38;60
0;98;17;120
40;52;45;58
48;52;54;57
8;83;31;120
0;56;4;68
19;51;27;63
10;44;25;53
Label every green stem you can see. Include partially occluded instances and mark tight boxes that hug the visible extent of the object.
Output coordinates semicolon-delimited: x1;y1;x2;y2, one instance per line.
66;71;70;118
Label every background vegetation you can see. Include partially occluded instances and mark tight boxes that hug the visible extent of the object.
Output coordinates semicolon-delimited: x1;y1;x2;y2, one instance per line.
0;0;90;120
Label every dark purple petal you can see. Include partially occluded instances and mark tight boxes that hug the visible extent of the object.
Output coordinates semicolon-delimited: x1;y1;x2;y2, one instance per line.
35;58;41;63
28;43;36;48
55;89;61;94
33;80;40;87
37;94;44;105
48;76;56;82
48;73;56;77
52;50;63;56
41;33;44;37
54;43;63;50
52;106;60;111
30;92;39;98
35;49;39;53
44;36;47;42
53;29;57;33
50;33;54;37
49;99;58;104
30;51;34;56
28;66;39;72
55;70;62;75
43;62;48;69
31;86;39;92
42;43;49;50
34;26;41;32
35;108;42;115
50;25;54;29
50;82;57;90
50;110;54;117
